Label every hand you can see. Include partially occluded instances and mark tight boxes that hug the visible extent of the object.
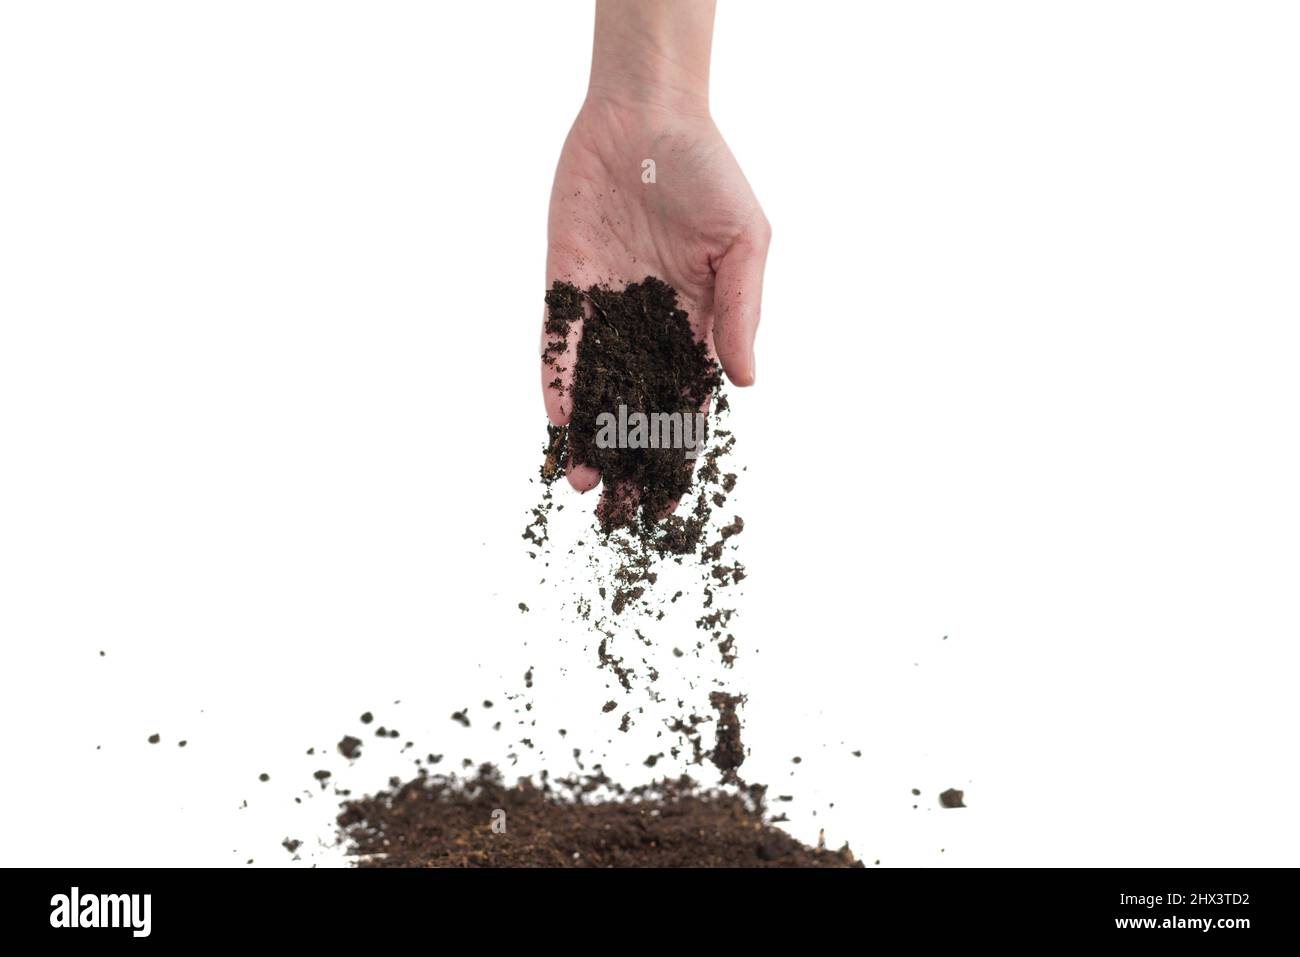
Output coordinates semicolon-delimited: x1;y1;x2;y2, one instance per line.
540;1;770;497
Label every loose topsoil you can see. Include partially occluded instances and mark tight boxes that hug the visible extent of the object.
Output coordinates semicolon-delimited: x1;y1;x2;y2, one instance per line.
339;766;858;868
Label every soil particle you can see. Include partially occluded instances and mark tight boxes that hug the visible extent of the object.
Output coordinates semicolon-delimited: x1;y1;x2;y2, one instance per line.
940;788;966;808
709;692;745;774
596;638;634;691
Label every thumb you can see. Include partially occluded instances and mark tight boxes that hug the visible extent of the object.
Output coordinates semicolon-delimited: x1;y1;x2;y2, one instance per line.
712;220;771;387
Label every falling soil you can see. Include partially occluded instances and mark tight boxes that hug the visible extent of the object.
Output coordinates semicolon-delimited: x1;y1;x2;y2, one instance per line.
323;276;855;867
338;765;858;868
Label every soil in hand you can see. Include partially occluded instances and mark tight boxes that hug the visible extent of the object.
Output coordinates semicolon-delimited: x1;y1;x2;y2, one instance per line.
544;277;720;531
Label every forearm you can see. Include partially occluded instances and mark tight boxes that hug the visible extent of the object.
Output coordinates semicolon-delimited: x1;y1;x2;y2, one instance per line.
589;0;716;114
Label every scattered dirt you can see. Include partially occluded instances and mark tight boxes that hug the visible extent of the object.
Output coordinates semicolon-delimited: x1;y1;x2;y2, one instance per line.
313;276;863;867
940;788;966;809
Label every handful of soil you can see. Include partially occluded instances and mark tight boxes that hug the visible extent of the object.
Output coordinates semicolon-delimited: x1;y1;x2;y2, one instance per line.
544;277;721;530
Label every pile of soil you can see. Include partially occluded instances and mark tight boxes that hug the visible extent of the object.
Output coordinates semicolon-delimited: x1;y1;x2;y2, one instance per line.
338;765;858;868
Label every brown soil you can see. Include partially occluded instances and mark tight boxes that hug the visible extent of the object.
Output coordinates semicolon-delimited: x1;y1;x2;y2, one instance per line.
338;765;859;868
708;691;746;777
544;277;720;531
325;275;859;869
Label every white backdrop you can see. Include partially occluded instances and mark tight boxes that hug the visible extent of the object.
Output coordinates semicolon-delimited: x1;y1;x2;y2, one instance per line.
2;1;1298;867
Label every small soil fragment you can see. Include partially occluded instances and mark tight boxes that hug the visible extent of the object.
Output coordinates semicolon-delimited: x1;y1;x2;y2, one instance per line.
708;692;745;775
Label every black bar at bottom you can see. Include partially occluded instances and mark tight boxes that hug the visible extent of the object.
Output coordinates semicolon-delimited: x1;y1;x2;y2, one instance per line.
8;867;1289;945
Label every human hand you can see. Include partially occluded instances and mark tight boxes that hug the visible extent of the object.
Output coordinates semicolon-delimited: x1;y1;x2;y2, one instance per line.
540;0;770;496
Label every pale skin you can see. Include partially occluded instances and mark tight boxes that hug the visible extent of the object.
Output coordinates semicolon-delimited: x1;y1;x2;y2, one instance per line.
541;0;770;504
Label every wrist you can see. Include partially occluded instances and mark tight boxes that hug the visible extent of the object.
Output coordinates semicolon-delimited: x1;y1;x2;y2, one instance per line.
588;0;715;116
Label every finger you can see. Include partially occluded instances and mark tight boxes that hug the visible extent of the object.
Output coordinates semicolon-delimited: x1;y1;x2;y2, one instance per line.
568;459;601;493
542;282;601;492
597;480;639;529
540;287;583;426
712;220;771;388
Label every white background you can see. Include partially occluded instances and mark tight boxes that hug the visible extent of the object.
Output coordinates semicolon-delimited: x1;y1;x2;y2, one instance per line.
2;1;1298;867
